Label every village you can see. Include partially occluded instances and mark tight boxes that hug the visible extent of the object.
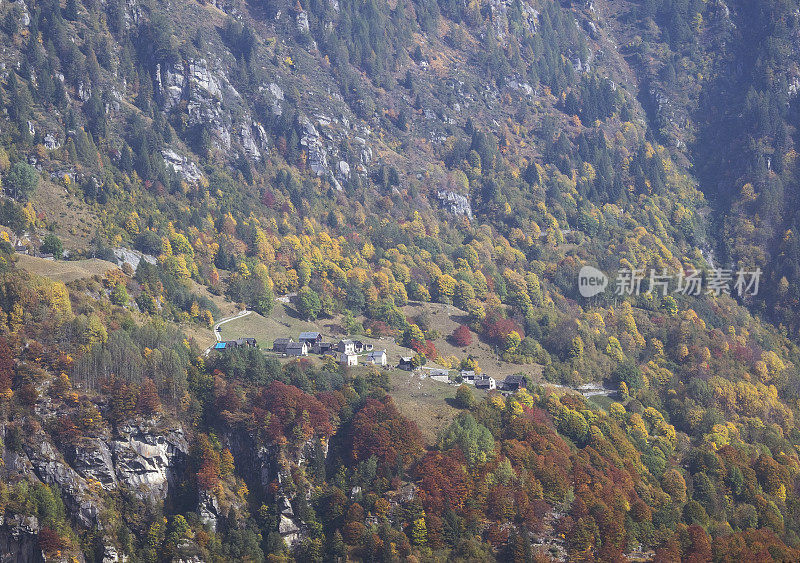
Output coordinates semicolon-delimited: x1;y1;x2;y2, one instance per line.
212;329;536;394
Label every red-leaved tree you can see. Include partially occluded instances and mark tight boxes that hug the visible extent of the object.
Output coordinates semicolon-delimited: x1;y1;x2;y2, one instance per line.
451;325;473;347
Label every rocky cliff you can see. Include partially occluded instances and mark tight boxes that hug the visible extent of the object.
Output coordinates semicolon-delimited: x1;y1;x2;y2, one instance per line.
1;415;332;560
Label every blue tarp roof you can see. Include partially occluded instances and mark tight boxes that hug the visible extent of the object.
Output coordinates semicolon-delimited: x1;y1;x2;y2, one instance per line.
214;342;226;349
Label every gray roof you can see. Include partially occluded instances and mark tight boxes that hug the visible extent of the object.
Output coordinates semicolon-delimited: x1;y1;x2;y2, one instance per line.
286;342;306;349
273;338;292;344
299;331;321;339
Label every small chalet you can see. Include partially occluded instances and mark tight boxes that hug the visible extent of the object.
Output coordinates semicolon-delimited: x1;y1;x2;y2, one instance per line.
475;375;496;390
364;349;387;366
341;352;358;366
460;370;477;382
338;339;356;355
398;356;414;371
501;374;526;392
286;342;308;356
353;340;373;353
312;341;334;354
299;332;322;346
273;338;293;353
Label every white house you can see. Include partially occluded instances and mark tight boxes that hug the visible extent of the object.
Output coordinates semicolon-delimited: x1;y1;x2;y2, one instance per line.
338;339;356;355
286;342;308;356
475;375;496;390
340;352;358;366
364;349;387;366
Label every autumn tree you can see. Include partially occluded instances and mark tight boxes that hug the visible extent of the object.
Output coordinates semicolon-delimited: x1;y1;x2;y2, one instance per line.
138;378;161;415
451;325;473;347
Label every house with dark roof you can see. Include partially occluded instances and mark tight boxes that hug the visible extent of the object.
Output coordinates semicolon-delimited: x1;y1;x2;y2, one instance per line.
273;338;293;353
353;340;373;353
398;356;414;371
286;341;308;356
299;332;322;346
312;341;334;354
501;374;527;392
475;375;496;390
338;339;355;355
363;349;387;366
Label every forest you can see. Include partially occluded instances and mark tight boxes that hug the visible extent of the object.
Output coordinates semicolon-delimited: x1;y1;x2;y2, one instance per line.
1;0;800;560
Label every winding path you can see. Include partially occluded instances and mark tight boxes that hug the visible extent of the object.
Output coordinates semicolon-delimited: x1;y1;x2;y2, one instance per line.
213;309;252;341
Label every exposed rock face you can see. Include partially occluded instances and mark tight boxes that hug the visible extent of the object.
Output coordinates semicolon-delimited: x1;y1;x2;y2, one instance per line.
0;516;44;563
188;59;223;101
296;10;310;34
113;247;157;270
436;190;473;218
1;420;187;561
156;61;186;112
110;422;188;500
225;430;329;548
161;149;203;183
197;490;221;532
24;440;102;528
300;115;328;176
157;58;266;158
65;437;118;490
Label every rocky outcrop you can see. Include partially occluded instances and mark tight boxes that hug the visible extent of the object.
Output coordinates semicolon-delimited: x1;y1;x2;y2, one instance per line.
65;437;118;490
0;515;44;563
24;440;102;528
300;116;328;176
436;190;473;218
110;422;188;500
225;430;329;548
161;149;203;183
197;490;221;532
2;420;187;561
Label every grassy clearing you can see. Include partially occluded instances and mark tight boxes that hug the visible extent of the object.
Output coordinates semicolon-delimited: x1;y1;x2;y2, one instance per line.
32;179;98;251
586;394;616;413
215;300;546;384
16;254;117;283
386;369;463;444
215;303;411;362
400;301;544;381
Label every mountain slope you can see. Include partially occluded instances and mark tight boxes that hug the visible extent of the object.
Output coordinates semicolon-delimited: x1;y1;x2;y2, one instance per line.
2;0;800;561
